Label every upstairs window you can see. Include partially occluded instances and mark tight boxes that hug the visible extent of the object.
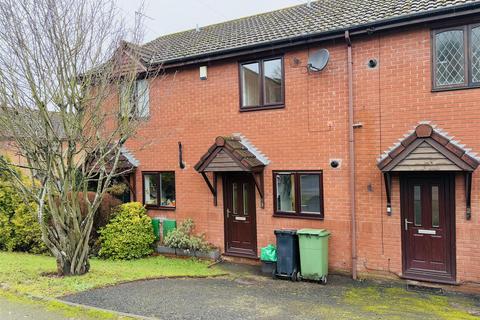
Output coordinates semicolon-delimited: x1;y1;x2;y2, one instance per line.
273;171;324;219
433;24;480;90
120;78;150;118
239;57;284;111
143;172;176;209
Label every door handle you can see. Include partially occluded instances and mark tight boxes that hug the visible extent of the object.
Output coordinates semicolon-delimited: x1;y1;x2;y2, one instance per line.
226;208;231;218
404;218;413;231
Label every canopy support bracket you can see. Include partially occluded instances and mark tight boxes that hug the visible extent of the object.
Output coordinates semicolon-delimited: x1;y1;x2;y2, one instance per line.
384;172;392;215
251;172;265;208
465;172;472;220
201;172;217;206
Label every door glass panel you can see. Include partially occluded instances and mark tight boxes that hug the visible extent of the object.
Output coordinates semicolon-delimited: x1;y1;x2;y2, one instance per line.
300;174;321;214
243;184;248;216
276;174;295;212
432;186;440;228
232;183;238;214
414;185;422;226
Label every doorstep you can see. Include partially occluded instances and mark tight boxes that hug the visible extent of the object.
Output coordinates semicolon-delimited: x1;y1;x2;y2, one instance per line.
221;254;261;266
405;279;480;295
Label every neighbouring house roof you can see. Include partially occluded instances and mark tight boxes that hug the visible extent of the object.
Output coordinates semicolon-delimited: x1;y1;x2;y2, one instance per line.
132;0;480;66
0;109;67;140
195;136;267;173
377;122;480;172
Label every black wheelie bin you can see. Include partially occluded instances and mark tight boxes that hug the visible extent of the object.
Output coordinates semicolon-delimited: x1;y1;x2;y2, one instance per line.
273;229;300;281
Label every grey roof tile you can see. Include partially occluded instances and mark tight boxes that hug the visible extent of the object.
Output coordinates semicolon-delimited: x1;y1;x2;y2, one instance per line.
137;0;480;64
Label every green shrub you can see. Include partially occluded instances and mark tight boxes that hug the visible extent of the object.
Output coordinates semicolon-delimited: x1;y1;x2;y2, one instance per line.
0;213;12;251
6;203;47;254
0;179;22;219
87;193;123;256
164;218;213;253
98;202;155;260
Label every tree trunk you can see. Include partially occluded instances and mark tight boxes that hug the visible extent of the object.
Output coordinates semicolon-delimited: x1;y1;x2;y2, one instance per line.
55;248;91;276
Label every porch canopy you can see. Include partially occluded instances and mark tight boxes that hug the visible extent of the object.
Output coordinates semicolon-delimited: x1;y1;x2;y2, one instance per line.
377;123;480;219
194;135;268;207
86;146;140;174
85;146;139;200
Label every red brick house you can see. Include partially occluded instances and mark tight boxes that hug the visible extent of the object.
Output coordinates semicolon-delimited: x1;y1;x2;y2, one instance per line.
115;0;480;285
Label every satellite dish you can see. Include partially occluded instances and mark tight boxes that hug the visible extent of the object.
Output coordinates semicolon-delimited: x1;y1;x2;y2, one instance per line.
308;49;330;72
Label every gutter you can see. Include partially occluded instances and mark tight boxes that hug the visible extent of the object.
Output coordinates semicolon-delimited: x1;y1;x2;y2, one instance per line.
157;2;480;69
345;30;357;280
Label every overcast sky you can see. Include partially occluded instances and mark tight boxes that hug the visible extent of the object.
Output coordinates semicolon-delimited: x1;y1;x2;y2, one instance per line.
116;0;307;43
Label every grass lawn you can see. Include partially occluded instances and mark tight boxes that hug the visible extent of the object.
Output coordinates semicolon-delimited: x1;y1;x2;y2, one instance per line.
0;251;225;298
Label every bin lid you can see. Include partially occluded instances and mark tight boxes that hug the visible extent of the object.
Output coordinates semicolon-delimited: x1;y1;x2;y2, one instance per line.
274;229;297;235
297;229;330;237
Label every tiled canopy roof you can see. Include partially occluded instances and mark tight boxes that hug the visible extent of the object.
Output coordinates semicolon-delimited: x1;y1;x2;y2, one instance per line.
377;123;480;172
195;136;266;172
134;0;480;65
86;146;139;174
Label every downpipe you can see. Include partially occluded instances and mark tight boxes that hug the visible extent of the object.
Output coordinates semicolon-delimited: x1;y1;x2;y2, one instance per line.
345;30;358;280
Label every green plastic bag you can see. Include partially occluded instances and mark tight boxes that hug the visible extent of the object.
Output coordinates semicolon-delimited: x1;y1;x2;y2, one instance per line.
260;244;277;262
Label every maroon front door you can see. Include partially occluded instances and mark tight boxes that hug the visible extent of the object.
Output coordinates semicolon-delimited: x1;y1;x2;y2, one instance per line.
400;173;456;283
224;174;257;257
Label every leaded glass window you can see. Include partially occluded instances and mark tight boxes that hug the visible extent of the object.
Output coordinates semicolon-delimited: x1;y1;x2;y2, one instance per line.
435;29;465;87
471;26;480;83
433;25;480;89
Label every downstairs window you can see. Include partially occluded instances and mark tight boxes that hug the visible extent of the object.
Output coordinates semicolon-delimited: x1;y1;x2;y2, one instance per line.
143;171;176;209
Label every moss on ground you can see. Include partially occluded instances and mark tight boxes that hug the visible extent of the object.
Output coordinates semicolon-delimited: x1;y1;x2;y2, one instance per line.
345;285;480;320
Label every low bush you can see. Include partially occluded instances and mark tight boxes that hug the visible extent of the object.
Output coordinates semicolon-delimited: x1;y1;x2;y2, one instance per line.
98;202;155;260
0;157;41;252
6;203;47;254
163;218;213;253
0;213;12;251
87;193;123;256
0;180;22;219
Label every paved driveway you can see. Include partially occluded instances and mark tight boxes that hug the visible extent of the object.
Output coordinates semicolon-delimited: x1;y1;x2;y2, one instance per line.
62;265;480;320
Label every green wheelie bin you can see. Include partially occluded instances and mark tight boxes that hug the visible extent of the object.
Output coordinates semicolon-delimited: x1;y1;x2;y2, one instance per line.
162;219;176;238
151;217;161;240
297;229;331;284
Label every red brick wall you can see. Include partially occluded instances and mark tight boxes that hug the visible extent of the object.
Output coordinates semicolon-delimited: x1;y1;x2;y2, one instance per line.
352;26;480;283
122;24;480;283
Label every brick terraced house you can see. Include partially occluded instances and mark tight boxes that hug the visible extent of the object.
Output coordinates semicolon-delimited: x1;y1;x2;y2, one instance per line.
113;0;480;284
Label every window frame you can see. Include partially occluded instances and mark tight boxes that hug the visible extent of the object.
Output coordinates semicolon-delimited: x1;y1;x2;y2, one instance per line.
432;24;480;91
238;56;285;111
119;78;150;120
142;171;176;210
272;170;324;220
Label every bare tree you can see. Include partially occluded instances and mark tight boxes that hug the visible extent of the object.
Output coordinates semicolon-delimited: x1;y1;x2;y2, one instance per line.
0;0;154;275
